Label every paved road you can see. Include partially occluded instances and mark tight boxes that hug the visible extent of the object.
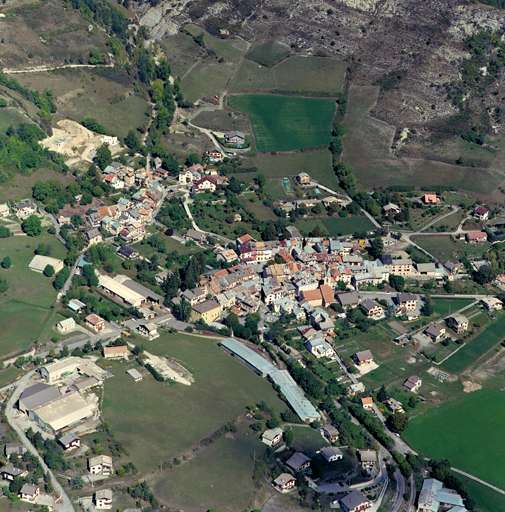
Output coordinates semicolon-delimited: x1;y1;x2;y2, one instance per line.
6;371;75;512
46;214;67;244
408;474;415;512
390;469;405;512
57;249;86;302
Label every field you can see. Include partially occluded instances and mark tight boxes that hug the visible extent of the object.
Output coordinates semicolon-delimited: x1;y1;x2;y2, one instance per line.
322;216;375;236
456;473;505;512
15;69;150;139
404;389;505;490
102;333;286;474
180;60;236;103
431;299;473;316
0;301;51;358
245;40;291;67
227;94;335;152
230;59;276;91
342;85;503;194
411;235;491;263
0;231;67;307
184;25;247;62
159;32;203;77
271;56;346;95
0;107;33;132
191;109;250;132
155;435;261;512
293;219;329;236
239;195;277;220
441;315;505;373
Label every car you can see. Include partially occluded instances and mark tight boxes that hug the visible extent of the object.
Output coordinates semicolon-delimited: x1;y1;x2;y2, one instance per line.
203;330;211;334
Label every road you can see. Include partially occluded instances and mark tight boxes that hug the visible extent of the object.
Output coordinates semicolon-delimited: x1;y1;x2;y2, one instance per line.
57;248;86;302
46;214;67;244
417;205;459;233
6;371;76;512
390;469;405;512
2;63;114;74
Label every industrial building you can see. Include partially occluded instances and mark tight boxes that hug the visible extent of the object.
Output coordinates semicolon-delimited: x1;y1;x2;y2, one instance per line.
220;338;320;423
98;274;163;308
18;383;62;415
39;357;109;384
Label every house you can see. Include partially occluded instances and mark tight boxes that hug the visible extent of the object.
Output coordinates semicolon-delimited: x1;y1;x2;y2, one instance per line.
340;490;371;512
444;261;463;274
0;203;9;217
137;322;159;340
103;346;129;359
386;397;405;413
417;262;437;276
336;291;359;308
473;206;489;220
360;299;383;318
297;172;311;185
481;297;503;311
396;293;418;311
353;350;373;366
89;455;113;475
285;452;311;472
217;249;238;263
57;215;71;226
191;299;221;323
1;467;28;481
185;229;206;243
5;443;26;458
85;314;105;333
318;446;343;462
154;167;169;179
360;397;374;411
58;433;81;450
273;473;296;493
95;489;113;509
404;375;422;392
206;146;223;161
15;201;37;218
57;317;75;333
418;478;465;512
422;194;437;204
85;227;104;246
261;427;283;447
193;176;217;193
349;382;365;395
118;245;139;260
319;284;334;307
466;231;487;244
358;449;377;469
300;288;323;307
425;323;446;342
224;131;245;144
305;338;335;358
383;203;401;214
446;314;469;334
19;484;39;503
320;426;339;442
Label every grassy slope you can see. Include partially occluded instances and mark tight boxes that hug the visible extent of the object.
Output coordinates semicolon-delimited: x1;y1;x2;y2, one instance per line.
0;108;34;133
228;94;335;152
102;334;286;473
404;389;505;490
230;59;276;91
457;473;505;512
245;40;290;67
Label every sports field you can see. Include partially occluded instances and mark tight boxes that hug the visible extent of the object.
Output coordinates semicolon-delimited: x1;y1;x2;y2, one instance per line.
404;389;505;490
102;334;286;474
441;315;505;373
227;94;335;152
322;216;376;236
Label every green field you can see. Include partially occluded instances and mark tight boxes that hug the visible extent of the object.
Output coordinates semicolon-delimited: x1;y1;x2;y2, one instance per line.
0;301;51;358
322;216;376;236
293;219;329;236
245;40;291;67
102;334;286;474
181;61;235;103
404;389;505;490
272;56;346;95
0;231;67;307
456;472;505;512
441;315;505;373
411;235;491;263
185;25;247;63
227;94;335;152
0;107;34;132
155;435;261;512
230;59;276;91
431;299;473;316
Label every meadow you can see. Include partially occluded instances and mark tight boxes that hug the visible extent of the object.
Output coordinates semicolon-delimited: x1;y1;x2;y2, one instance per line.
411;235;490;263
180;61;235;104
441;314;505;373
230;59;276;91
245;40;291;67
431;299;473;316
0;108;33;133
102;333;286;474
227;94;335;152
457;472;505;512
271;56;346;95
322;216;375;236
404;389;505;490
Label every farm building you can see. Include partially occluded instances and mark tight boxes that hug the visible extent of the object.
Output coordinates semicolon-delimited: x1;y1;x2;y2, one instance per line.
57;318;75;333
58;433;81;450
39;357;107;384
68;299;86;313
31;393;96;433
126;369;143;382
103;346;129;359
98;274;163;307
220;338;274;375
28;255;64;274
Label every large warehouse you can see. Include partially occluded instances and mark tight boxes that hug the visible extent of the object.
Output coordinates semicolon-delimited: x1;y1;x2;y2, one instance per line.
39;357;109;384
18;383;61;414
31;393;96;433
98;274;163;307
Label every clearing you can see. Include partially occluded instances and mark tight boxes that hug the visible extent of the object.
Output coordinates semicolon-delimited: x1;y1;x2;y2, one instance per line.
227;94;335;152
404;389;505;490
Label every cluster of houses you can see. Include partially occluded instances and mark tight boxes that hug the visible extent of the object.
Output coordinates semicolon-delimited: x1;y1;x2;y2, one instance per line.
177;162;229;194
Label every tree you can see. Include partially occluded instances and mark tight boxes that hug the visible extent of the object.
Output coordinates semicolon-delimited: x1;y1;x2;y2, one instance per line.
377;384;387;402
82;264;99;288
389;274;405;292
53;267;69;290
283;428;294;446
69;476;84;489
36;243;46;255
22;215;42;236
43;264;54;277
95;145;113;170
125;130;141;152
1;256;11;269
0;226;11;238
388;412;409;434
369;237;383;259
0;277;8;292
186;153;200;166
224;312;239;330
421;295;433;316
178;296;191;322
254;174;266;189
